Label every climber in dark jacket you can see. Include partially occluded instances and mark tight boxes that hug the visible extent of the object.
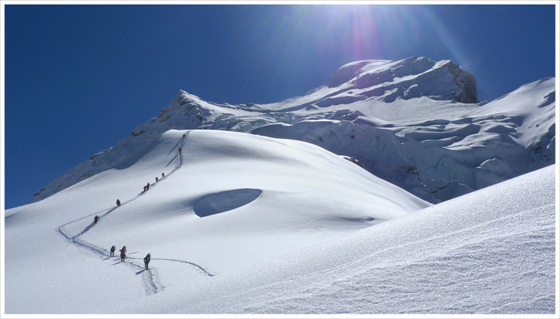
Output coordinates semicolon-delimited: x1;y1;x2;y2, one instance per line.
144;253;151;270
110;245;116;257
120;246;127;262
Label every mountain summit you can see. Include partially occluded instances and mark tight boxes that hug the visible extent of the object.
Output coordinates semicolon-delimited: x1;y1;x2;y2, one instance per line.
31;56;554;203
325;57;478;103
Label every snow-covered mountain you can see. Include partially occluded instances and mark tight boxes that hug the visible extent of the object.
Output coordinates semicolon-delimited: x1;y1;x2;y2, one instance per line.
5;56;556;315
31;56;555;204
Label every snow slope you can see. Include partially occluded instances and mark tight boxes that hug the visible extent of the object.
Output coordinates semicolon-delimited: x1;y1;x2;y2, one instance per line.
4;128;556;315
4;129;429;314
124;164;558;315
31;57;555;204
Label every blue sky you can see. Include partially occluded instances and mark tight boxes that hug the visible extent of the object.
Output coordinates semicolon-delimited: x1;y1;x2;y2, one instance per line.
3;3;557;209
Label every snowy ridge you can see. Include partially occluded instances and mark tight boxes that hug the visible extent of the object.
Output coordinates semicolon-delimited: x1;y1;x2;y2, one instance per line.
30;56;554;204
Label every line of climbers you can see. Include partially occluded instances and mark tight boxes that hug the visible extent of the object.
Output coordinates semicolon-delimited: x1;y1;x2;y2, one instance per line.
91;135;185;271
95;134;185;226
143;172;166;192
110;245;151;270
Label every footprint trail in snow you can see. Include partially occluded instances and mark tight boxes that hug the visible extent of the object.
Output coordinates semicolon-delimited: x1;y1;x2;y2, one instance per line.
56;131;214;295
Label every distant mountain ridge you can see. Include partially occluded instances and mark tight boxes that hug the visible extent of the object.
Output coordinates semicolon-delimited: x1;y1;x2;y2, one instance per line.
31;56;555;203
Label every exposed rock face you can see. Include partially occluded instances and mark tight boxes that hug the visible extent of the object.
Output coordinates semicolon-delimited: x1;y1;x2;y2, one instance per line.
446;61;478;103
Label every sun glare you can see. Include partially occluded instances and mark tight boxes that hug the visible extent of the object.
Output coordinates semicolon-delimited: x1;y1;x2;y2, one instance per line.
285;5;473;66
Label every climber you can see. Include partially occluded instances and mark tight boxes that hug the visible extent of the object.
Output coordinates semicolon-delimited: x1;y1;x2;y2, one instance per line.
144;253;151;270
120;246;127;262
110;245;116;257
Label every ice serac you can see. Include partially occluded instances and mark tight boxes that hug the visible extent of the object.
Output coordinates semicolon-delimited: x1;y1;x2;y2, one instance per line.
31;56;554;204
